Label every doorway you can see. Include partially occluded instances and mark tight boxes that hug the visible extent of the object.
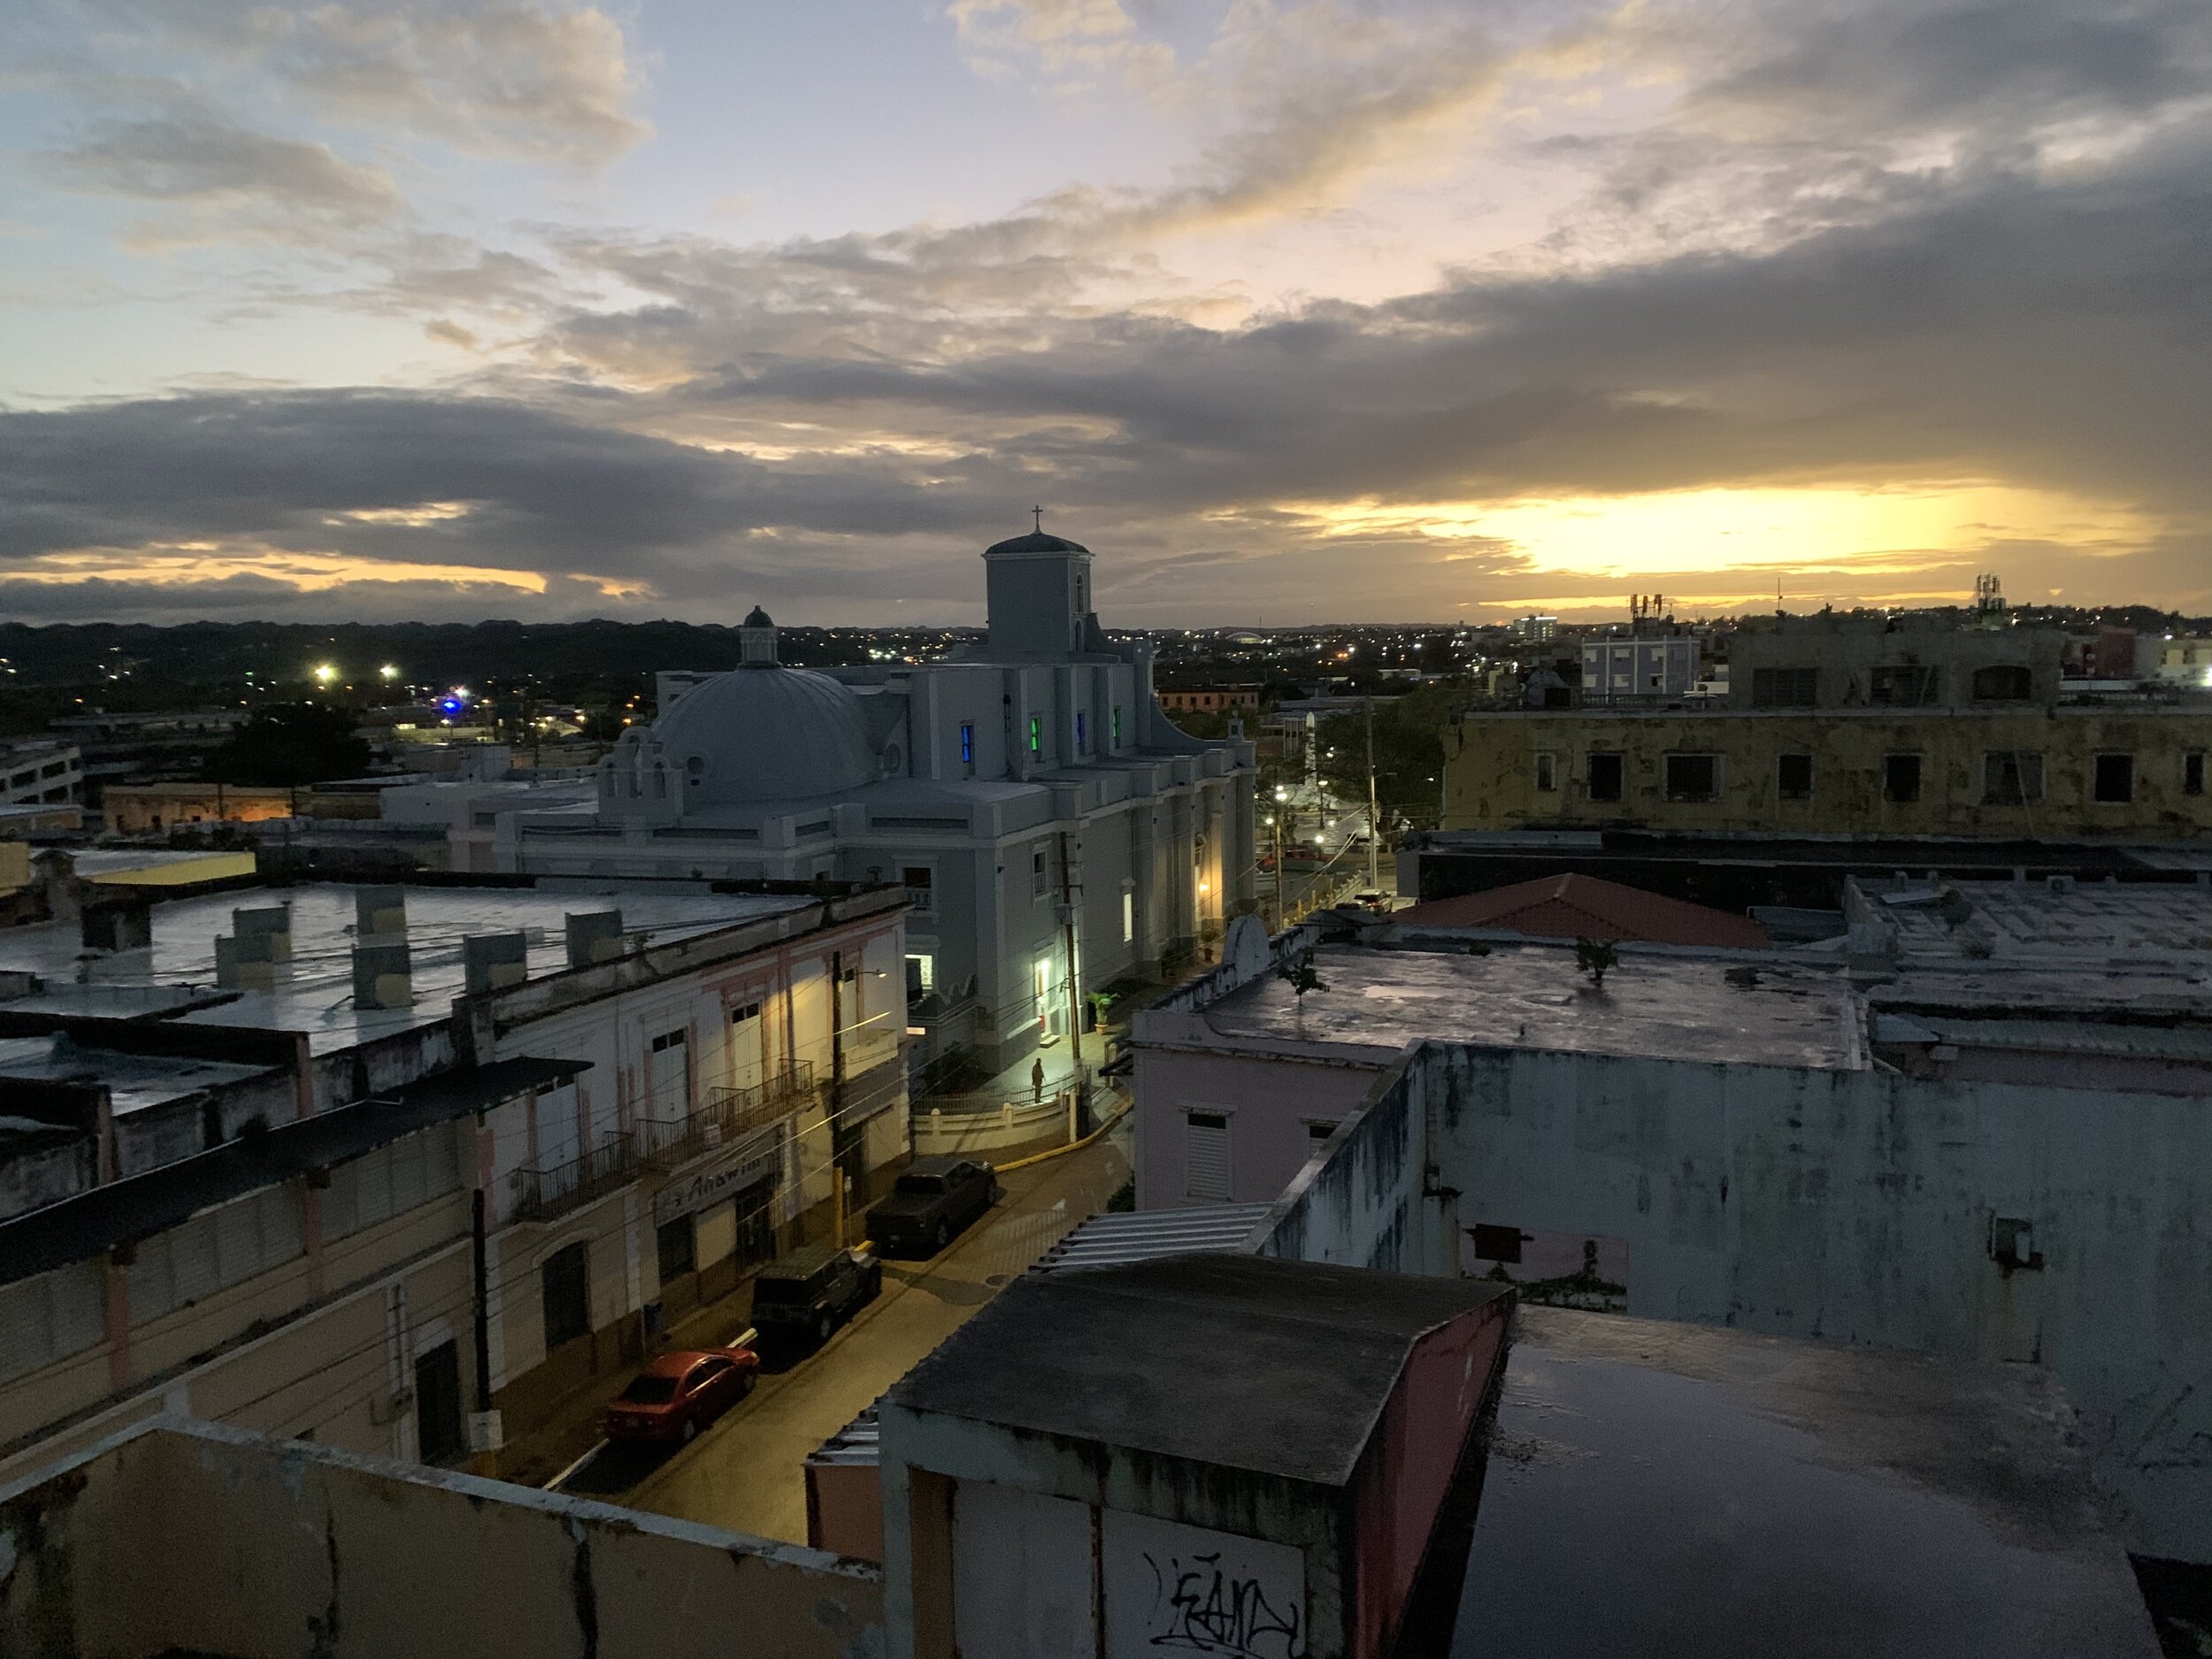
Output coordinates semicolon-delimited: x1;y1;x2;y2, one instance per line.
414;1339;465;1464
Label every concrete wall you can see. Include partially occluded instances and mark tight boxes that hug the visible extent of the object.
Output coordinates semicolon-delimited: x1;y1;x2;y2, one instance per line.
1252;1053;1450;1279
1257;1041;2212;1560
879;1404;1345;1659
1346;1303;1510;1659
1443;706;2212;836
104;784;296;832
0;1133;91;1223
0;1417;884;1659
0;1127;480;1472
1133;1046;1381;1208
1727;619;2065;710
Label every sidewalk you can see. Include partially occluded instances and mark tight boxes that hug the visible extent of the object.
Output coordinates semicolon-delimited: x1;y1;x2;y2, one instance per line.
922;1028;1114;1112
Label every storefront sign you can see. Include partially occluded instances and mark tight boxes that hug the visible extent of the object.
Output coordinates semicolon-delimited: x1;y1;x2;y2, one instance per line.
652;1125;780;1225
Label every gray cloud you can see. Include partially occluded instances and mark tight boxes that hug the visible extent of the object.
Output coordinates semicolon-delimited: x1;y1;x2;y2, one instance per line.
40;110;403;237
75;0;649;168
5;0;2211;624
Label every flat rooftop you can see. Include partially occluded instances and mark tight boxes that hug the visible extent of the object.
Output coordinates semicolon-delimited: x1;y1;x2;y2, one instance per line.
893;1253;1511;1486
1411;828;2188;876
1193;942;1865;1071
1866;877;2212;972
0;883;816;1054
1452;1306;2157;1657
0;1035;275;1117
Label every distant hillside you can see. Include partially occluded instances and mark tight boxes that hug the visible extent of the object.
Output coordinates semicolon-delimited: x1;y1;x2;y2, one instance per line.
0;618;983;695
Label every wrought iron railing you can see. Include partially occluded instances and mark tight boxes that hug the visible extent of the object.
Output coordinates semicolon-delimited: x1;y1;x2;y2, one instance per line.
639;1062;818;1171
510;1132;637;1222
710;1060;815;1133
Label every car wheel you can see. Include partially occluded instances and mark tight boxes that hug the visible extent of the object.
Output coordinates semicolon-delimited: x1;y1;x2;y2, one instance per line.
739;1372;755;1399
680;1418;696;1444
816;1312;833;1344
933;1220;949;1250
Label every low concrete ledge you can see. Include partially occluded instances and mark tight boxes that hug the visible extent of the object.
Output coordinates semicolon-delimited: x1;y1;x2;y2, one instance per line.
0;1414;885;1659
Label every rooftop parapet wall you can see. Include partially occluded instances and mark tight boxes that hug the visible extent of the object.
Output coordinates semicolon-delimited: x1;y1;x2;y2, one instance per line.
1256;1039;2212;1562
463;885;905;1050
1137;916;1317;1024
1249;1047;1447;1278
0;1415;886;1659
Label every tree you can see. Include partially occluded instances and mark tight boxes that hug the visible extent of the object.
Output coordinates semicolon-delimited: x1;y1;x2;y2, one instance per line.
1278;947;1329;999
1314;681;1464;839
1574;937;1619;989
204;703;373;787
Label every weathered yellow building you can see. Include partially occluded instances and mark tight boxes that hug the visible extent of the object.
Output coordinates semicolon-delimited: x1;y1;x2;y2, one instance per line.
1443;707;2212;838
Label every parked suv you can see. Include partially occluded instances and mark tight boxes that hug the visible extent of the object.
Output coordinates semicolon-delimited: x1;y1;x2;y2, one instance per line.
866;1156;1000;1256
749;1244;881;1347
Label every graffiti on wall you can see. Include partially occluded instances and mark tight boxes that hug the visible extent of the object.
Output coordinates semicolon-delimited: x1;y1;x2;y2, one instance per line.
1104;1511;1307;1659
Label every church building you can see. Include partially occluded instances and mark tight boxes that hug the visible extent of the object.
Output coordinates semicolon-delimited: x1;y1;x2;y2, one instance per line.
479;528;1257;1072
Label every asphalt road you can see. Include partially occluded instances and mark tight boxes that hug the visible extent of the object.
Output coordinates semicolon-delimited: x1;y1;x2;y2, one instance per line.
553;1118;1132;1545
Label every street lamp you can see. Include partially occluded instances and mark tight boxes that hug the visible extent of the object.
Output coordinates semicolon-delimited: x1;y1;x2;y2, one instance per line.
379;664;400;682
312;664;337;686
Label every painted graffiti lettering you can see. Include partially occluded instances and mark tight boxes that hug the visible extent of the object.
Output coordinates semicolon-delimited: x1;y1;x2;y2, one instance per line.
1143;1549;1305;1658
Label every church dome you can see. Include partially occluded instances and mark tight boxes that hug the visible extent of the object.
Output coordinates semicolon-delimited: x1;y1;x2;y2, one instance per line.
651;665;877;805
985;530;1090;556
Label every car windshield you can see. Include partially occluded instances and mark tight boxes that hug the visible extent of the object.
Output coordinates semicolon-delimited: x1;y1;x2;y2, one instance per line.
618;1375;678;1405
895;1173;946;1194
751;1275;815;1303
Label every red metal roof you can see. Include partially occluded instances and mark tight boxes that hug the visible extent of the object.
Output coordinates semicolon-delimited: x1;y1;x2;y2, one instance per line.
1394;872;1770;949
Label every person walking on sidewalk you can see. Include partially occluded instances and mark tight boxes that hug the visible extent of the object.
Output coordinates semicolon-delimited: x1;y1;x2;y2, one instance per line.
1030;1056;1046;1105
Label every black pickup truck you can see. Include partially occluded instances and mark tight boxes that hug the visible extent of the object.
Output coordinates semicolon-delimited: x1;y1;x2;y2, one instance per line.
865;1156;1000;1257
749;1245;881;1347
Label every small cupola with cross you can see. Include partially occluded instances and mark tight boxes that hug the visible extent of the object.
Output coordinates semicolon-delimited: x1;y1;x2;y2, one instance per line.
739;603;779;667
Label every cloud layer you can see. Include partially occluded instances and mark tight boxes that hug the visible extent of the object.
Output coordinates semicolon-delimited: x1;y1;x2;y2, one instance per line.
3;0;2209;624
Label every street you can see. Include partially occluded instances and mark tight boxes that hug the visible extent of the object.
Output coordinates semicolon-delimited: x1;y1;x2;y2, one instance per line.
554;1118;1132;1545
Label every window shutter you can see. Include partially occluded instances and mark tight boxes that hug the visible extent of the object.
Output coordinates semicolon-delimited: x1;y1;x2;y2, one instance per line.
1185;1111;1231;1201
173;1214;220;1300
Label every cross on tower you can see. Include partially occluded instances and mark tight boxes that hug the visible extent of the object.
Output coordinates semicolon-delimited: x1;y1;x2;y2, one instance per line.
1032;504;1044;533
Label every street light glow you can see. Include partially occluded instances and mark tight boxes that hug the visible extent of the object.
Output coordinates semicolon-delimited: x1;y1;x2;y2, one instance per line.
379;664;400;680
312;663;337;684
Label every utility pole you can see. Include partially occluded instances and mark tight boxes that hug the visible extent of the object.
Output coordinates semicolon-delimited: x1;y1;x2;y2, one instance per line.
1056;828;1088;1133
828;948;849;1247
1272;803;1286;930
1363;696;1381;894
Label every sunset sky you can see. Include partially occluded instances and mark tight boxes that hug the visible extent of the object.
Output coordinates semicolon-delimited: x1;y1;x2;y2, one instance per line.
3;0;2208;627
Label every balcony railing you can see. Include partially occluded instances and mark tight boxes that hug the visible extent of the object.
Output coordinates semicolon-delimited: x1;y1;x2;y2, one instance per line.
511;1063;833;1213
510;1132;637;1223
711;1060;815;1132
641;1061;817;1172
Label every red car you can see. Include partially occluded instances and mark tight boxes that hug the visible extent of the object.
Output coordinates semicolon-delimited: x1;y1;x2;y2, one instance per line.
605;1345;761;1444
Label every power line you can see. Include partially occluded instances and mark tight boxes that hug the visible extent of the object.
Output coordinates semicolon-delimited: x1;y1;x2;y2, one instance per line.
204;1086;913;1440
